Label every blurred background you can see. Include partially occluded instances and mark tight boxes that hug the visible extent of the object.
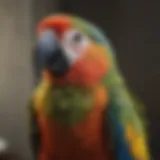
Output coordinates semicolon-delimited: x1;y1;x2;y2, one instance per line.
0;0;159;159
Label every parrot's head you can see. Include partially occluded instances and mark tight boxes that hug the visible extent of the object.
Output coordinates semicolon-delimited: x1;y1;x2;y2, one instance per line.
33;14;116;125
34;14;112;87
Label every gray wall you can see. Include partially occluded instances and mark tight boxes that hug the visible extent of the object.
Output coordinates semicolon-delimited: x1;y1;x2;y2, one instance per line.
0;0;32;159
0;0;59;159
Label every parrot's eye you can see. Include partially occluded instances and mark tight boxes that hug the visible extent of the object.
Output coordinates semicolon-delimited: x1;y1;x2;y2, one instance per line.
62;29;90;64
72;32;83;43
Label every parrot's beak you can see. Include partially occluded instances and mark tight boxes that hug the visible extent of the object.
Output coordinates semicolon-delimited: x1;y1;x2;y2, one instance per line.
34;30;70;77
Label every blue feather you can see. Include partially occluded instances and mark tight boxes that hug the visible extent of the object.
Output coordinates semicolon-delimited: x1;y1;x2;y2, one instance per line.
108;102;133;160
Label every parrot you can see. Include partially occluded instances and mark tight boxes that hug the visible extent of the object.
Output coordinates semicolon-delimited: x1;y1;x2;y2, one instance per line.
29;13;151;160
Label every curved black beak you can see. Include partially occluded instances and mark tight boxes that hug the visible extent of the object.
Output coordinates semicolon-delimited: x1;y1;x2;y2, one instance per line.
33;30;70;78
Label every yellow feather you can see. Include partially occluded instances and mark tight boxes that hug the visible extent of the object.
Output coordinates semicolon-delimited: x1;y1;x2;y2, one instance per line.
126;123;150;160
33;76;52;111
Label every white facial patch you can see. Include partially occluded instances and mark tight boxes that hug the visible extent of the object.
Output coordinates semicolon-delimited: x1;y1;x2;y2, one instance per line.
61;29;91;64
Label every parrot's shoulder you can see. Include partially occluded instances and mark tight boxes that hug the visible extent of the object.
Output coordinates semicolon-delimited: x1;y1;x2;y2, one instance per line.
31;79;52;112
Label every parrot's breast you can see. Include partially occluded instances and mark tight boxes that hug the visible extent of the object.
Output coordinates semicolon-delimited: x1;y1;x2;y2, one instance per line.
44;85;95;125
35;85;112;160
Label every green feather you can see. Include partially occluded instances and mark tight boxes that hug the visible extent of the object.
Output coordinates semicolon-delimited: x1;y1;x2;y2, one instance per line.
43;85;94;126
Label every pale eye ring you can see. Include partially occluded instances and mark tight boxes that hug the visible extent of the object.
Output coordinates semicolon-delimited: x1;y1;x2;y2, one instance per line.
63;29;88;46
71;32;83;43
62;29;90;64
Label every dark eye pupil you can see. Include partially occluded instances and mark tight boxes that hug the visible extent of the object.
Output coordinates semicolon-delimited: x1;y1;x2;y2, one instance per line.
73;33;82;42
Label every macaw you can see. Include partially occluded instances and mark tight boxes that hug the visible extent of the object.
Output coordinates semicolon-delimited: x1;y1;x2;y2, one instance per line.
29;13;150;160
